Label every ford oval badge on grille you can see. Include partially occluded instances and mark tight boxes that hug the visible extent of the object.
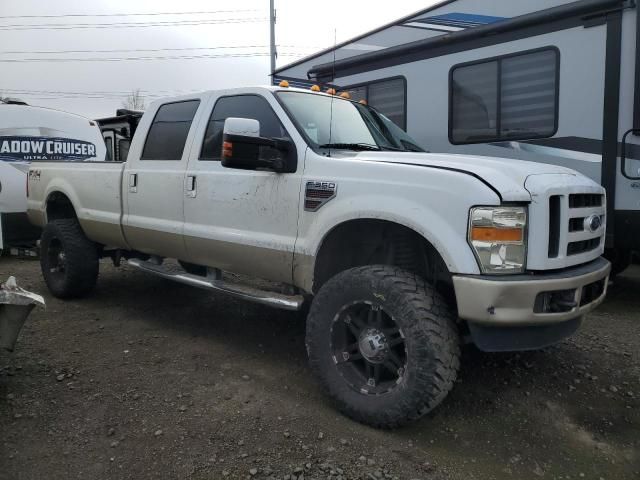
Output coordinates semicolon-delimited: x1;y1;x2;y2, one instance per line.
585;214;602;233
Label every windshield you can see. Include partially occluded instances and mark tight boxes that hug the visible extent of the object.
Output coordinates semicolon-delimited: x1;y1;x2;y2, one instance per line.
276;91;424;152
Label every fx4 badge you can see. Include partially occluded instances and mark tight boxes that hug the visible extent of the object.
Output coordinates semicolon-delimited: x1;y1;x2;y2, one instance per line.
304;181;337;211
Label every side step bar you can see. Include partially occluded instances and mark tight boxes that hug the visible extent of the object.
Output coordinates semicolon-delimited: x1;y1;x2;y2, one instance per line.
127;259;304;311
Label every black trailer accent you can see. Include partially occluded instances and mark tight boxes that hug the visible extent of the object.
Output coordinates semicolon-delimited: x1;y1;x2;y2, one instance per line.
601;11;623;245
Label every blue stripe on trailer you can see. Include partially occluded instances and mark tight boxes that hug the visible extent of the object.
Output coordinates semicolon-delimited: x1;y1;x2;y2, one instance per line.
408;12;508;29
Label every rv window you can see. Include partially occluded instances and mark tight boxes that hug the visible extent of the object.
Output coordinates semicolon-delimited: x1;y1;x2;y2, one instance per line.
343;77;406;129
200;95;290;160
450;48;558;144
141;100;200;160
348;86;367;104
368;79;405;129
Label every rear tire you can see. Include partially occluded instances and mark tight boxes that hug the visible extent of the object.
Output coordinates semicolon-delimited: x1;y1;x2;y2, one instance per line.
40;219;99;298
306;265;460;428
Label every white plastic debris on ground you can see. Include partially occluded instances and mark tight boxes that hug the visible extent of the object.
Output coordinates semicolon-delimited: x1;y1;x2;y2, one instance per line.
0;276;45;351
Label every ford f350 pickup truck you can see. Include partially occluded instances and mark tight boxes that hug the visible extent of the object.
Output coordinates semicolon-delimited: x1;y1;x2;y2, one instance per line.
27;85;610;427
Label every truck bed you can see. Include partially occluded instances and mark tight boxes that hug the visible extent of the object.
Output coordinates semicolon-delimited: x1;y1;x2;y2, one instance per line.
27;161;128;249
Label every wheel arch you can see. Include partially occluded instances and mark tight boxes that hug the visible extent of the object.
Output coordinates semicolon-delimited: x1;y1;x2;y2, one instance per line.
307;218;458;299
45;190;78;223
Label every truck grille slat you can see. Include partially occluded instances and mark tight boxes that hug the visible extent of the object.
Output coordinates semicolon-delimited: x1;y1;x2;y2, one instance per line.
568;217;583;232
548;195;561;258
568;193;602;208
567;237;601;256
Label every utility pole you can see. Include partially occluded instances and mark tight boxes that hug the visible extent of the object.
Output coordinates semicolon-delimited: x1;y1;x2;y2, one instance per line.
269;0;277;77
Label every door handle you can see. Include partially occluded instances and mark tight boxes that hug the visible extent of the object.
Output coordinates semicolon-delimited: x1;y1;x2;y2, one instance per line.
129;173;137;193
185;175;197;198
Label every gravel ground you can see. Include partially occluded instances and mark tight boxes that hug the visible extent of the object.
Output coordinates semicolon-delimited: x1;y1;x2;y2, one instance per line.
1;257;639;480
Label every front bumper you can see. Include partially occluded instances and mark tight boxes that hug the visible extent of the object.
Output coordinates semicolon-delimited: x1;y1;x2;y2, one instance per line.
453;257;611;327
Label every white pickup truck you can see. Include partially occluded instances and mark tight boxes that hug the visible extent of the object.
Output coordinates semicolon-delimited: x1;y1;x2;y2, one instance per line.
27;85;610;427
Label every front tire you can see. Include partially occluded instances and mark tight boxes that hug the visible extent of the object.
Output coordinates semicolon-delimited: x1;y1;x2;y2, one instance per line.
40;219;99;298
604;248;632;277
306;265;460;428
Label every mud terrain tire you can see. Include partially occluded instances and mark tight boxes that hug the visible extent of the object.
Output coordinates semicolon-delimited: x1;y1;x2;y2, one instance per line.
306;265;460;428
40;219;99;298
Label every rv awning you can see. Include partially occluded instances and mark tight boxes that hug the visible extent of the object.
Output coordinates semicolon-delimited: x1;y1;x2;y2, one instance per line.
308;0;627;81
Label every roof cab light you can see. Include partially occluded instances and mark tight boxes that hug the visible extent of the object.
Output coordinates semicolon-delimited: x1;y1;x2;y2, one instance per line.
279;80;290;88
469;206;527;274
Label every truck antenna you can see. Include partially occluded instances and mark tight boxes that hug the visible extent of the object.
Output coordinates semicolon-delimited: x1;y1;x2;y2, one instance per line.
327;28;336;157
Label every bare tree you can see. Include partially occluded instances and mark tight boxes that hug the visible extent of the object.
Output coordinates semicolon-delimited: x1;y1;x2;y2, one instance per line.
121;89;146;110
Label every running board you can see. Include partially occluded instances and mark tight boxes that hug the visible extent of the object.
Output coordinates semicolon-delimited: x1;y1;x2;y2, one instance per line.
127;259;304;311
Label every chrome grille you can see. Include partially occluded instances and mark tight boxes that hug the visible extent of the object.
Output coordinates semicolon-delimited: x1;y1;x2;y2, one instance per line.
525;175;605;270
560;193;605;258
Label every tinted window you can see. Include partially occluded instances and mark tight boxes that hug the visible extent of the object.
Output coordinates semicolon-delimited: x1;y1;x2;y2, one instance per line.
500;50;558;136
104;136;114;161
141;100;200;160
118;139;131;162
368;79;406;129
348;86;367;103
343;78;406;129
200;95;289;160
450;48;558;144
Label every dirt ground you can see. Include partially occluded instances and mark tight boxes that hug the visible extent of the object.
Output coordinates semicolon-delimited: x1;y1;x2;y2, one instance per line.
1;257;638;480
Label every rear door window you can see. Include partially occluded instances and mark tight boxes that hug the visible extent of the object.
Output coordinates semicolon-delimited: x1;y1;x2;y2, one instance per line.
141;100;200;160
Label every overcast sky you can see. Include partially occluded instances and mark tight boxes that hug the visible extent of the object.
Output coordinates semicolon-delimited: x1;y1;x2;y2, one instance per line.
0;0;437;118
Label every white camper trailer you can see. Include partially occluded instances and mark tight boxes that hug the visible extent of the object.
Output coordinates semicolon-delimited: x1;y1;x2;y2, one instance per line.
0;100;106;251
274;0;640;274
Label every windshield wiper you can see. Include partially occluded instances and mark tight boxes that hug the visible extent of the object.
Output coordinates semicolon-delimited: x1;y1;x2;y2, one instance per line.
318;142;381;151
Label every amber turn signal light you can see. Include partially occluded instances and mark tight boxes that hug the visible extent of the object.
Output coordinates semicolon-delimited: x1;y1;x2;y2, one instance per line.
470;226;523;243
222;141;233;158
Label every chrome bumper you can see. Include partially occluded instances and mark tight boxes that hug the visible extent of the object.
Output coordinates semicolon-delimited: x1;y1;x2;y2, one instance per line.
453;257;610;327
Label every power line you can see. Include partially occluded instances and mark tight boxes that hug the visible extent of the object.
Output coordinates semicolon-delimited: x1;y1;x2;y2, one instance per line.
0;52;304;63
0;87;203;97
0;45;318;55
0;9;260;20
0;17;267;31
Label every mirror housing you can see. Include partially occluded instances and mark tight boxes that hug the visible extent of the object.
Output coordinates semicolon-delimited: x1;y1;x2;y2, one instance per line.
221;117;294;172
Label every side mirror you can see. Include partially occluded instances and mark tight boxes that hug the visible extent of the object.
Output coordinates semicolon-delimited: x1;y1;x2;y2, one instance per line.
221;117;293;172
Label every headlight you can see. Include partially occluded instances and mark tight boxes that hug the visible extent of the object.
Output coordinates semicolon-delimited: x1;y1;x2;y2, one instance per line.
468;206;527;274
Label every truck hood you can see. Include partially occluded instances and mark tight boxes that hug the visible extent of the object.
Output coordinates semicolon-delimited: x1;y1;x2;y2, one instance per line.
355;152;578;201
